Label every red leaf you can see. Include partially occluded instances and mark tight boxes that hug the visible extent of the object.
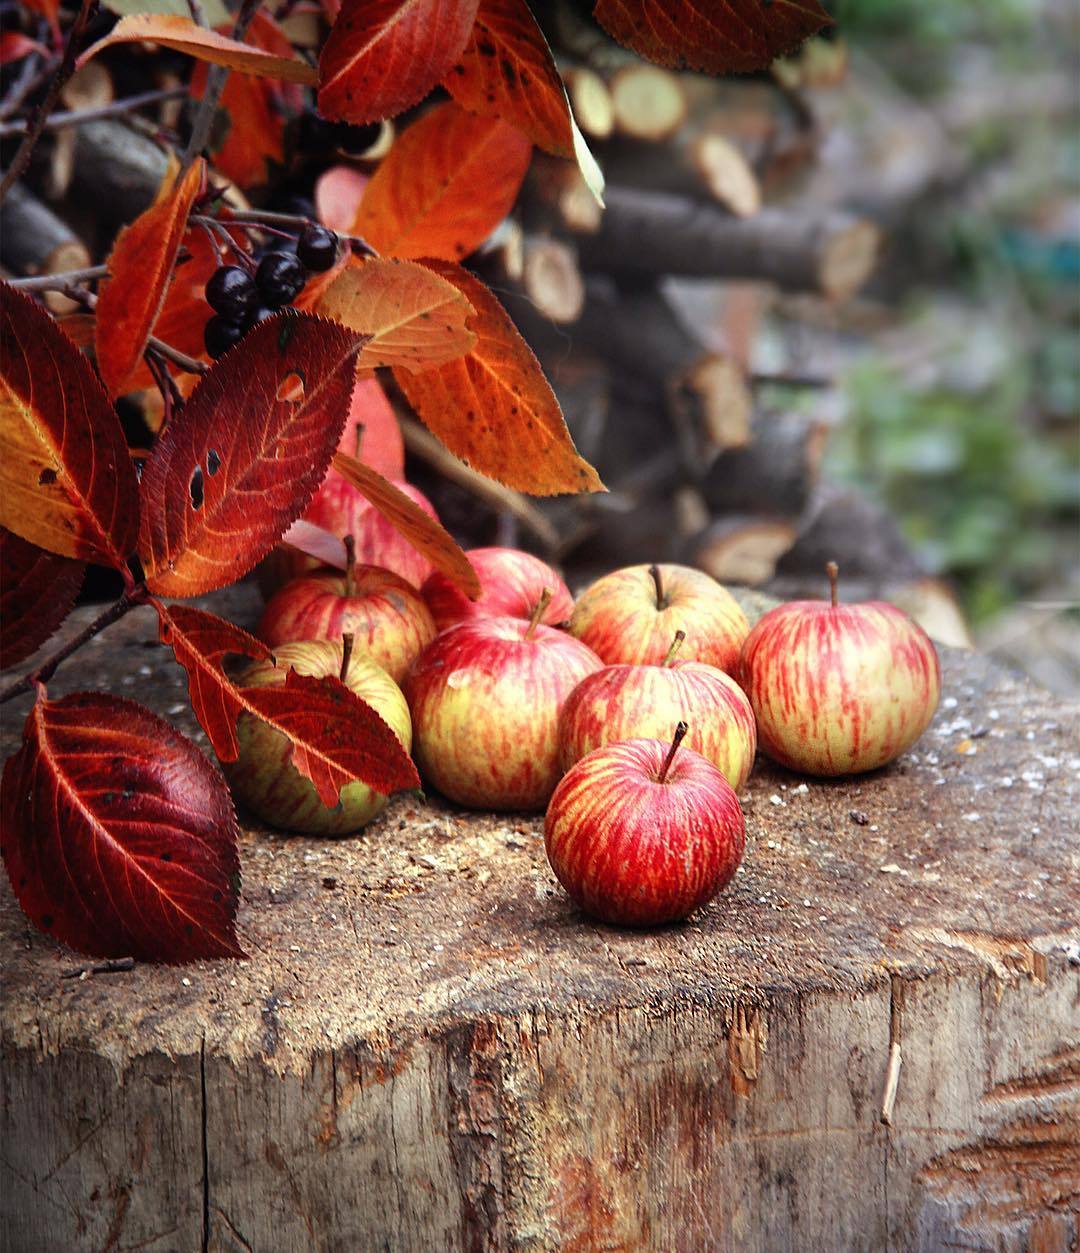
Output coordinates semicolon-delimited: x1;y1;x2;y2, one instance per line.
95;159;206;398
0;283;140;568
319;0;479;125
138;311;364;598
340;375;405;479
331;451;480;597
593;0;832;74
79;14;319;84
396;261;604;495
0;689;244;963
279;518;347;568
351;100;532;261
445;0;572;156
0;32;49;63
0;529;84;670
318;256;476;370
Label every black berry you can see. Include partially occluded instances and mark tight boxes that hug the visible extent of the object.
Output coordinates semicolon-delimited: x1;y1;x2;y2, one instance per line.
205;265;258;321
204;315;245;359
256;251;306;307
298;225;338;272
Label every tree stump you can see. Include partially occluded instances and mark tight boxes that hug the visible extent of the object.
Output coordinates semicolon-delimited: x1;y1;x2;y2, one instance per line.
1;587;1077;1252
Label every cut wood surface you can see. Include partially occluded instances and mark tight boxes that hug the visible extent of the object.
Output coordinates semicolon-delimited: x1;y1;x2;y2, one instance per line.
2;583;1077;1251
576;187;882;300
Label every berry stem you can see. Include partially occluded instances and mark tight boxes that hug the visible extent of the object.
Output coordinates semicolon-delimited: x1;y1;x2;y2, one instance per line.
353;422;364;460
339;632;354;683
662;629;686;667
826;561;839;608
657;721;689;785
343;534;356;598
649;564;666;610
525;588;553;640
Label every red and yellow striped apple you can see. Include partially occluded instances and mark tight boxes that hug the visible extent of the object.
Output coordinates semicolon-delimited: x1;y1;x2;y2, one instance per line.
403;595;603;811
544;724;746;927
258;539;436;682
222;639;412;836
421;547;574;633
558;631;757;791
738;563;941;776
568;563;749;673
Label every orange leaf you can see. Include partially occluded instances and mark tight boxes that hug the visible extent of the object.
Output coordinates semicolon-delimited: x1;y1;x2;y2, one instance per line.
138;312;364;597
78;14;319;84
593;0;832;74
0;283;139;567
95;159;205;398
319;0;479;125
351;100;531;261
331;451;480;598
396;261;604;496
445;0;572;156
318;256;476;371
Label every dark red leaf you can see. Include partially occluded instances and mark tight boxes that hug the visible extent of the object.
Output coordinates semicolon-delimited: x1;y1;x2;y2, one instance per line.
351;100;532;261
0;282;140;568
95;158;206;398
0;529;85;670
396;261;604;495
319;0;479;125
137;311;365;598
593;0;832;74
331;451;481;597
0;689;244;963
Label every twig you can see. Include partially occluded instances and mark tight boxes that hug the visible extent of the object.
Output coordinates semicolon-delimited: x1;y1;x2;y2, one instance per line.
227;208;376;255
0;0;97;206
880;1041;902;1126
0;589;145;706
0;45;52;121
0;87;188;138
751;371;833;390
147;337;208;376
61;956;136;978
8;264;109;290
181;0;263;171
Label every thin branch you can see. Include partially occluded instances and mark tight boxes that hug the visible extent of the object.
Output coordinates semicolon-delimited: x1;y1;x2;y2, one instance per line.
0;589;145;706
8;264;109;290
0;45;52;122
227;208;376;255
180;0;263;171
147;337;208;376
0;0;97;206
0;87;188;139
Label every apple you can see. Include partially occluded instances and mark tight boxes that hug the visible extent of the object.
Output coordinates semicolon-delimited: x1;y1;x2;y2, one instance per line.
222;638;412;836
403;592;603;810
558;631;757;791
544;723;746;927
258;537;436;682
738;562;941;776
421;547;574;633
568;563;749;673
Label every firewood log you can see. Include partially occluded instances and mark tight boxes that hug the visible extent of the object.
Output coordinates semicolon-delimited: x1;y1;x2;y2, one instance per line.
702;411;827;518
0;182;91;314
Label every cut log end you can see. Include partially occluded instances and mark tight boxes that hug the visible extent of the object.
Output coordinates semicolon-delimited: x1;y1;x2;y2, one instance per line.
820;219;882;302
610;64;688;142
692;516;798;586
683;356;753;454
562;66;614;140
522;238;585;325
694;134;762;218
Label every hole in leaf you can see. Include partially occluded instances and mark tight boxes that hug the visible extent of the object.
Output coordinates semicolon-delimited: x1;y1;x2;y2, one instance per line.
206;448;221;477
189;465;204;510
276;372;305;404
39;467;57;486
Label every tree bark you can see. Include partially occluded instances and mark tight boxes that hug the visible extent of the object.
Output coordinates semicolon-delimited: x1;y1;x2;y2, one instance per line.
1;587;1076;1252
0;181;90;312
72;119;170;221
576;186;881;300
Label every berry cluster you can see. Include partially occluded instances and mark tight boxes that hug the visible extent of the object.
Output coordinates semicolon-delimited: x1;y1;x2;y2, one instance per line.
203;224;339;359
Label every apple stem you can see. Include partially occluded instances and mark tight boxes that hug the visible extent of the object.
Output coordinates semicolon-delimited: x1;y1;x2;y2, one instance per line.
657;721;688;785
662;629;686;667
525;588;553;640
649;563;666;610
826;561;839;608
343;533;356;597
340;632;354;683
353;422;364;460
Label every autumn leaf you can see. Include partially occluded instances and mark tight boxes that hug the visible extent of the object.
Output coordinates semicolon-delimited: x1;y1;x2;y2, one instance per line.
78;13;319;83
315;164;369;233
593;0;832;74
319;0;479;126
191;12;304;189
0;529;84;671
95;159;205;398
279;518;347;569
339;374;405;478
153;600;418;800
318;257;476;371
351;100;532;261
0;31;49;63
138;311;364;597
332;451;480;597
396;261;604;496
0;689;244;963
0;283;140;568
